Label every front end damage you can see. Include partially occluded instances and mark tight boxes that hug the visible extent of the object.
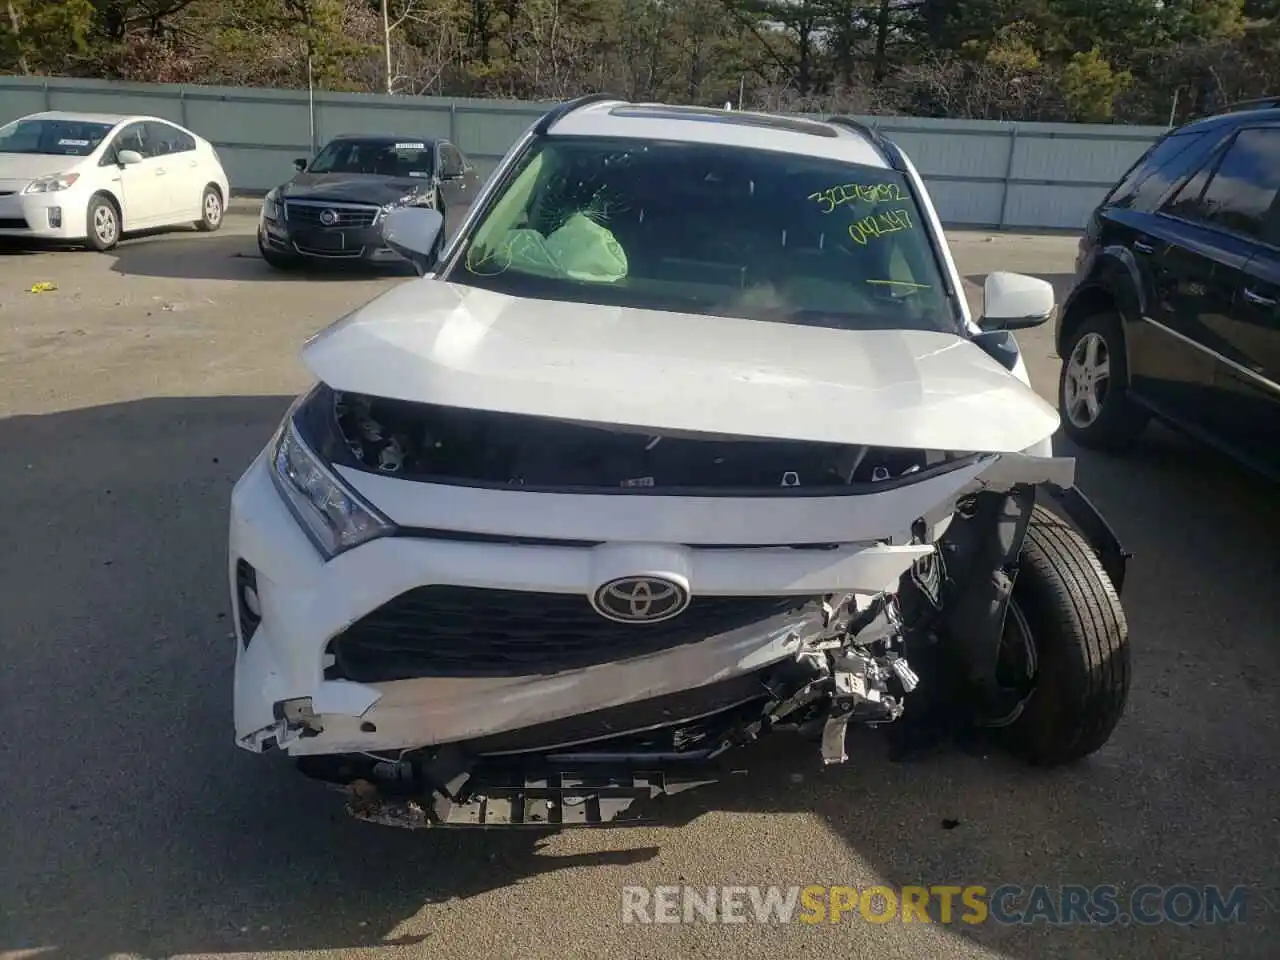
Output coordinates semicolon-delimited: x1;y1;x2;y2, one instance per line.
231;385;1128;827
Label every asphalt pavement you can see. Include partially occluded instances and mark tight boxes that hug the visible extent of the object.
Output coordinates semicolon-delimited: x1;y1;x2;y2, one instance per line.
0;213;1276;960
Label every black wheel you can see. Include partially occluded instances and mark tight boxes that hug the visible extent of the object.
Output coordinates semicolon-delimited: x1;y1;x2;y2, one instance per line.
1058;311;1148;452
85;194;121;251
258;232;297;270
196;185;224;232
992;506;1130;767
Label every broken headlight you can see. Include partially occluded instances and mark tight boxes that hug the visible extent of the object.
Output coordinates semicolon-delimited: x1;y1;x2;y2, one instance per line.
270;417;394;559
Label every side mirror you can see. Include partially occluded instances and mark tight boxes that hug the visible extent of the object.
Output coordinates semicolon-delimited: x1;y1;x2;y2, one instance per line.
293;158;308;172
978;271;1056;331
381;206;445;276
117;149;144;166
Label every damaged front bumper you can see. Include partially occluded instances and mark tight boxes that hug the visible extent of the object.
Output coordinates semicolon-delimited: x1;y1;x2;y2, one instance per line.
230;445;1128;825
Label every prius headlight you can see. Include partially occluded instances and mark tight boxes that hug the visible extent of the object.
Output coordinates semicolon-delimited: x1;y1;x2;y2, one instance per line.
270;418;393;559
24;172;80;194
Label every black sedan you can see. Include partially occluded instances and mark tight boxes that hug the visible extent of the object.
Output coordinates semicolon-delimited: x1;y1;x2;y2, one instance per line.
257;134;481;269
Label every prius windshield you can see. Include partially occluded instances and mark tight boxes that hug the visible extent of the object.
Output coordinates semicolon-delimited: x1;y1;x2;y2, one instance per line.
452;136;958;332
0;118;115;157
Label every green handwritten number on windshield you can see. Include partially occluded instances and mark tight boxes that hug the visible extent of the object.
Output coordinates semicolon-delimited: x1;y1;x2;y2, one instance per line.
848;208;912;245
807;182;905;214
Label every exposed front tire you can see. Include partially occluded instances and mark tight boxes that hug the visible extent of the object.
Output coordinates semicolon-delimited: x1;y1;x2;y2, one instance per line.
85;194;121;252
994;505;1130;767
196;185;224;232
1058;311;1148;453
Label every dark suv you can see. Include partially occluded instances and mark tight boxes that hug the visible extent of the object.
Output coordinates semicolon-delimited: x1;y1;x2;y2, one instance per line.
1056;102;1280;479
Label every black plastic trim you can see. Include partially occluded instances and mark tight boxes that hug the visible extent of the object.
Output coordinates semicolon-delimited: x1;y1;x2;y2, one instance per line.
1041;483;1130;593
533;93;626;135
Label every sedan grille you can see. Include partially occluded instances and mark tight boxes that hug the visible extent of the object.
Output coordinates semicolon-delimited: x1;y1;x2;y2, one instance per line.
325;586;815;682
285;201;378;228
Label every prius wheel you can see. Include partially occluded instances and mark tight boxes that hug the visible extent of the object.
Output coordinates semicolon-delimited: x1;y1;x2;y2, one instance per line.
197;185;224;232
989;506;1130;767
85;194;120;252
1058;312;1147;453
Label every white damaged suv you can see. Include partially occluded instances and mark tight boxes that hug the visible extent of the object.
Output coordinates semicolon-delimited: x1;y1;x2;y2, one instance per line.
229;97;1132;828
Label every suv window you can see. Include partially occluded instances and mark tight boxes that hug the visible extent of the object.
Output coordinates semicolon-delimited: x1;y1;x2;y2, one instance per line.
1106;131;1218;211
148;121;195;156
1161;127;1280;239
450;137;957;333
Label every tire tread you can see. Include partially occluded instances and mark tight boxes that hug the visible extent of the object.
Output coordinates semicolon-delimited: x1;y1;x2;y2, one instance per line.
1003;505;1130;765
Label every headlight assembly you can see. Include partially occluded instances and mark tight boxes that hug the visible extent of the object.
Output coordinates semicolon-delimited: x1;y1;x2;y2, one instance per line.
262;191;281;220
270;417;394;559
23;173;80;194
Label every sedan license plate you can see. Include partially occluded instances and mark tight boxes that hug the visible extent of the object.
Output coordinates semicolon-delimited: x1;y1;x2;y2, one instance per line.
303;230;345;251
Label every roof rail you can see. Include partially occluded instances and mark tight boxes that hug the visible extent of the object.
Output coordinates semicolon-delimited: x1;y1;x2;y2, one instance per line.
822;114;905;170
1206;96;1280;117
823;115;884;144
533;93;626;135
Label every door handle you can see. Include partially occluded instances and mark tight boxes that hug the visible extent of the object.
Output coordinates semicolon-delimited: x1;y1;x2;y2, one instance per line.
155;168;166;176
1133;240;1155;254
1243;288;1277;307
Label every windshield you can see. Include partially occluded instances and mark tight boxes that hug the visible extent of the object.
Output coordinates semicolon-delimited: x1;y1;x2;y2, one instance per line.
307;139;435;178
449;136;958;333
0;118;115;157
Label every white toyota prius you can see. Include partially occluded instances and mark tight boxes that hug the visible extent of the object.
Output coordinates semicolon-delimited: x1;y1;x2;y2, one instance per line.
229;96;1134;829
0;110;230;250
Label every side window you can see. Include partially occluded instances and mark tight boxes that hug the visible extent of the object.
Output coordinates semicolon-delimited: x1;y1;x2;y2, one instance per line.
1161;155;1218;221
148;122;195;156
99;122;151;166
1162;128;1280;238
1109;131;1218;211
1196;128;1280;238
1107;134;1197;208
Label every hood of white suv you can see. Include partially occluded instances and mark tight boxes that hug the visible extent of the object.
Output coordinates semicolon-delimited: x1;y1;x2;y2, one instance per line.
301;279;1059;452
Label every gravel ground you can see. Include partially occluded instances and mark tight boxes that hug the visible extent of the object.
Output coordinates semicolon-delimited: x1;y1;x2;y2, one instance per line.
0;212;1276;960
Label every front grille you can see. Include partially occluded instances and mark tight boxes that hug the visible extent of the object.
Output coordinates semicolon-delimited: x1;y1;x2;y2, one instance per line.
0;216;28;229
326;586;815;682
285;201;378;228
293;242;365;258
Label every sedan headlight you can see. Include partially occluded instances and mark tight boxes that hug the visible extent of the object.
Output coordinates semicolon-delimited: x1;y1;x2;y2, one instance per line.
378;192;432;220
262;191;281;220
270;418;393;559
23;173;80;194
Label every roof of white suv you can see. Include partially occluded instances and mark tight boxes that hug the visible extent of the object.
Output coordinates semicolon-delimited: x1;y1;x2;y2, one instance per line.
546;100;891;169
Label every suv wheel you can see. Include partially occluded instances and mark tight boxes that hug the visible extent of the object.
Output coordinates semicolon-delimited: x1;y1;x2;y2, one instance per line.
1058;311;1148;452
991;506;1130;766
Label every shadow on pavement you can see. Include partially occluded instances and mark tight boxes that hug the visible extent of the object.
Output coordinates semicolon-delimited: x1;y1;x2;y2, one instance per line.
0;397;1276;958
105;231;416;282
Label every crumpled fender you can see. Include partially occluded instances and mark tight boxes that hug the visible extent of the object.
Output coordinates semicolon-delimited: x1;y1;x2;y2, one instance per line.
932;485;1037;707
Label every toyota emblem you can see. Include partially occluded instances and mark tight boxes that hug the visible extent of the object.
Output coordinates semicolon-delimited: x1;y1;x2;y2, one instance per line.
319;208;338;226
592;576;691;623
